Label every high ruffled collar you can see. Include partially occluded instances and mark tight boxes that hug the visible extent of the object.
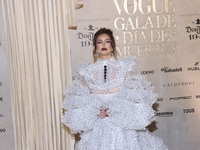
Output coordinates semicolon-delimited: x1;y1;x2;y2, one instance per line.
97;56;116;65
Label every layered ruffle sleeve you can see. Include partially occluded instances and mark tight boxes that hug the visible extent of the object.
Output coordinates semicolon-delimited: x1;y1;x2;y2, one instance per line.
61;62;102;134
107;56;157;130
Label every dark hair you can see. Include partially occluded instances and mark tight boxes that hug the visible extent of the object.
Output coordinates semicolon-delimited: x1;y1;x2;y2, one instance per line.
93;28;117;62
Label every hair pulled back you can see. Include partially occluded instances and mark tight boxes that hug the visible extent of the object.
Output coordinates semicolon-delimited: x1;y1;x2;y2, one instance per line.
93;28;117;63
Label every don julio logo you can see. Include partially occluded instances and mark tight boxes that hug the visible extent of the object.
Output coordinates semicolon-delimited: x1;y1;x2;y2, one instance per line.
161;67;182;73
169;96;192;100
185;19;200;40
188;62;200;71
140;70;154;75
163;81;195;87
156;111;173;117
183;108;195;113
77;25;99;47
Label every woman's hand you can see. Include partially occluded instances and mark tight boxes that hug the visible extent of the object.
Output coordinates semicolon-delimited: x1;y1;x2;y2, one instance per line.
98;107;108;118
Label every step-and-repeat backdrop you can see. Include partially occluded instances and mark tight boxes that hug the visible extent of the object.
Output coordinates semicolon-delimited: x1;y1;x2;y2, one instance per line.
1;0;200;150
68;1;200;150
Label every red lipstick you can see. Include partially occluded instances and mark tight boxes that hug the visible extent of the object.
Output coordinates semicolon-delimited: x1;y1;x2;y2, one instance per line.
101;48;107;51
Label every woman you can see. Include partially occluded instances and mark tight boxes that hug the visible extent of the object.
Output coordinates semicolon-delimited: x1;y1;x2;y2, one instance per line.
62;28;168;150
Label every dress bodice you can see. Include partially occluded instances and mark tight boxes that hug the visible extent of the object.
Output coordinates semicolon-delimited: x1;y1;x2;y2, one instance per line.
77;56;139;94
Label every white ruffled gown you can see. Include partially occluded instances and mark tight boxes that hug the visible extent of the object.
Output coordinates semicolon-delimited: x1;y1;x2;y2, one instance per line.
62;56;168;150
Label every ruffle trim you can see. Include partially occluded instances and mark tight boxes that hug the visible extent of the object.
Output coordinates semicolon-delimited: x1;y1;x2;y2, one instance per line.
76;61;88;77
76;56;139;77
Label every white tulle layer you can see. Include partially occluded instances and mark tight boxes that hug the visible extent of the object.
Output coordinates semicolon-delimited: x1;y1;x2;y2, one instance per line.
76;125;168;150
62;90;155;131
62;93;167;150
61;56;168;149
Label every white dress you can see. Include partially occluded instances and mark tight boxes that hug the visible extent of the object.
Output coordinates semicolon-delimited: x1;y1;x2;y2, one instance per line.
62;56;168;150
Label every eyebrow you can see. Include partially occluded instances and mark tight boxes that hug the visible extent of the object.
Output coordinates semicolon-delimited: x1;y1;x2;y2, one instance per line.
97;39;111;41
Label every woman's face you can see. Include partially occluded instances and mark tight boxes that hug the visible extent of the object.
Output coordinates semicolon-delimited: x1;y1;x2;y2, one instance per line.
96;34;113;60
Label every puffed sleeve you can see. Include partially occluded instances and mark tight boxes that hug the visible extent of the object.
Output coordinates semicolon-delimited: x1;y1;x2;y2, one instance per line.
61;62;102;134
107;56;157;130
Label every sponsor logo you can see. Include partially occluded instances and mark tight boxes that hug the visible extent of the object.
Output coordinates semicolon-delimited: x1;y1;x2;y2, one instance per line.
78;32;94;47
77;32;94;41
0;128;6;133
140;70;154;75
156;111;173;117
194;62;199;66
83;25;98;31
0;97;2;101
185;19;200;40
0;113;5;117
186;26;200;34
157;98;163;102
85;25;96;31
77;25;98;47
163;81;195;87
188;67;200;71
183;108;195;113
161;67;182;73
196;95;200;98
188;62;200;71
169;96;192;100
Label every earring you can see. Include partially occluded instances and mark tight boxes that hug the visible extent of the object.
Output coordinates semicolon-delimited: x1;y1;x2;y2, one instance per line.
96;52;98;56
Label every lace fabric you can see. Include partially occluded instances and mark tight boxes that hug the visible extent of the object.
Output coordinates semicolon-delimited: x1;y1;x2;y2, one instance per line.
62;56;168;150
